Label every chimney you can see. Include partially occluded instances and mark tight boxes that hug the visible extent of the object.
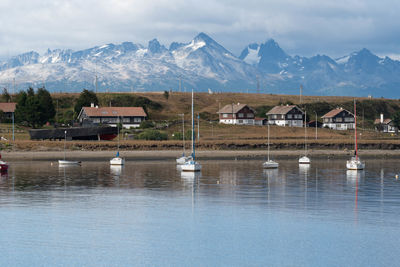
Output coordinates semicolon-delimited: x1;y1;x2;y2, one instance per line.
91;103;94;108
380;113;384;123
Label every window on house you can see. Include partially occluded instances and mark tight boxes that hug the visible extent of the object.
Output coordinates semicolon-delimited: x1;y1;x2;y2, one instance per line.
123;118;130;123
247;113;254;118
134;117;142;123
238;113;244;118
272;115;277;119
92;118;100;123
336;117;343;122
223;114;228;118
287;114;292;119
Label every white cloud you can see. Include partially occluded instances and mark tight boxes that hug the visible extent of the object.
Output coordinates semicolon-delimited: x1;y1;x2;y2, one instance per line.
0;0;400;59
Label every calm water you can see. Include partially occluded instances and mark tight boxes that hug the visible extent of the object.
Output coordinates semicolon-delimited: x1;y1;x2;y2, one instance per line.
0;158;399;266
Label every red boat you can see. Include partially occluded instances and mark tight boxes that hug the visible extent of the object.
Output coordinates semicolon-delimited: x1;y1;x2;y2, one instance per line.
0;154;8;172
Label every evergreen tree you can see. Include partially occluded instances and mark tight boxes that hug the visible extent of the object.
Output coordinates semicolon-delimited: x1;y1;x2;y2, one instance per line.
2;88;11;102
74;89;98;116
14;87;56;128
392;111;400;132
15;91;28;123
37;87;56;124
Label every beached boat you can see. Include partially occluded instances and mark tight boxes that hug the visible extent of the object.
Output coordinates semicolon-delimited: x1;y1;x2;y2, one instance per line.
181;89;201;172
299;111;311;164
263;124;279;169
346;100;365;170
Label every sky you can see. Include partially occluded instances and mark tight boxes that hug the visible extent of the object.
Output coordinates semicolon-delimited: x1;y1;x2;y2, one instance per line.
1;0;400;60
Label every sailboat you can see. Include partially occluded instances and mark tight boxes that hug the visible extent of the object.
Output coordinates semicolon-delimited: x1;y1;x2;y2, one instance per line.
346;100;365;170
176;113;192;164
299;111;311;164
0;153;9;172
110;118;125;165
181;89;202;172
263;123;279;168
58;130;81;165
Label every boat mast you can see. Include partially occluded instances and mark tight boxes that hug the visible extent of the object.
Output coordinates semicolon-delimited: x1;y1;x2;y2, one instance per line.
304;111;307;155
182;114;185;155
267;123;270;161
64;130;67;160
117;117;120;153
191;89;195;160
354;99;358;160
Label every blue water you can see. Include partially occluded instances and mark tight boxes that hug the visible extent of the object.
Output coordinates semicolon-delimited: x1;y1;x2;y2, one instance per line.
0;159;399;266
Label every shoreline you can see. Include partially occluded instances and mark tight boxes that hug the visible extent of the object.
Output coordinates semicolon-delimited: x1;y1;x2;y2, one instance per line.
3;149;400;161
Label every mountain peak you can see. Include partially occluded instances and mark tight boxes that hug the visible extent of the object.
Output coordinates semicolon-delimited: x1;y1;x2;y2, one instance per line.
194;32;216;44
148;38;167;54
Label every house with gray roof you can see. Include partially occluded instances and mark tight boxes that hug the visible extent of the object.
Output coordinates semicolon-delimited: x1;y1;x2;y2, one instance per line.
266;105;304;127
217;103;255;125
321;108;354;130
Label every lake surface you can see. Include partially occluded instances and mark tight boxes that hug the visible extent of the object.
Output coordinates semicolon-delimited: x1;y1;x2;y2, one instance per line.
0;158;399;266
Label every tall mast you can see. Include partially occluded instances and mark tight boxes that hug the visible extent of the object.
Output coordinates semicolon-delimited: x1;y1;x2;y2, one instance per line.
304;111;307;155
182;114;185;155
354;99;358;159
191;89;195;160
267;123;270;161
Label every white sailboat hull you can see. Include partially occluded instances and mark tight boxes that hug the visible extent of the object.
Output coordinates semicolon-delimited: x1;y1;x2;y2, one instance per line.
181;161;202;172
110;157;125;165
299;156;311;164
346;158;365;170
263;160;279;169
58;160;81;165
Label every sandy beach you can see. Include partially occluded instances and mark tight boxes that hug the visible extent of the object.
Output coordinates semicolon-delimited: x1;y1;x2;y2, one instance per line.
3;149;400;161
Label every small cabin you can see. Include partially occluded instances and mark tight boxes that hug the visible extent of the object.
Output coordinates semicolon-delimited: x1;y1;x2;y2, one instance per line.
0;102;16;120
217;103;255;125
266;105;304;127
374;114;397;133
77;105;147;128
321;108;354;130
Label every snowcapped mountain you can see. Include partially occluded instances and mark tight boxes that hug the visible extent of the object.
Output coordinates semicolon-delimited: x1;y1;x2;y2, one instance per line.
0;33;257;93
240;40;400;97
1;33;400;97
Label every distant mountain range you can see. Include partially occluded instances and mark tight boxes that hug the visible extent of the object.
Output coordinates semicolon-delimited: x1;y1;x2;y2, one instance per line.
0;32;400;97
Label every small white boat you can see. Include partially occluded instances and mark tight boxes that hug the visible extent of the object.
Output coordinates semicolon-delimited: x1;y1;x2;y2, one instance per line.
110;156;125;165
346;156;365;170
346;100;364;170
299;156;311;164
263;124;278;169
58;160;81;165
263;160;279;169
299;111;311;164
59;130;81;166
181;89;201;172
110;121;124;165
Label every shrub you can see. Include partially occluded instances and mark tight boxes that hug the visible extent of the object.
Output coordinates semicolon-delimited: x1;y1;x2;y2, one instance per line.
137;129;168;140
140;120;155;129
